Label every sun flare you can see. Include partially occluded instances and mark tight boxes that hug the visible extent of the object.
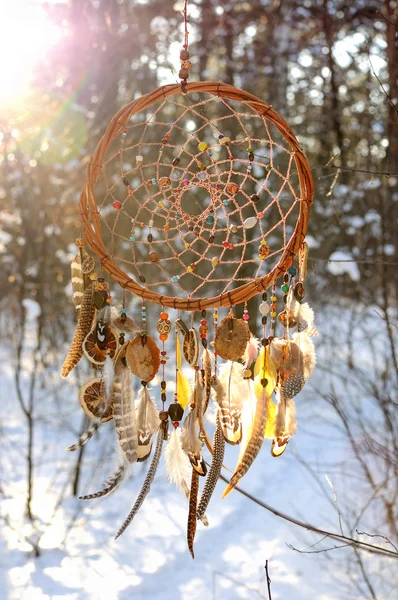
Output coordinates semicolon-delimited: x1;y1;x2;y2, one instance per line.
0;4;63;107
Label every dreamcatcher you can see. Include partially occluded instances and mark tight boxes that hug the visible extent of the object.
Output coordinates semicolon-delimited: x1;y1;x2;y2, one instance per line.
61;1;316;558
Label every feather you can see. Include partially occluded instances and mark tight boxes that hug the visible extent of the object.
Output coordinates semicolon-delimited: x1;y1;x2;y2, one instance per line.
243;336;261;369
165;427;192;500
176;371;191;410
197;411;225;521
187;468;199;559
136;386;160;462
292;331;316;381
115;424;165;540
222;386;268;498
165;427;209;526
193;367;213;460
214;361;247;444
71;248;91;318
79;452;132;500
108;306;141;334
181;407;206;476
201;347;213;414
296;302;318;336
253;347;277;397
237;378;257;464
61;282;96;378
113;350;138;464
272;394;297;457
65;357;114;452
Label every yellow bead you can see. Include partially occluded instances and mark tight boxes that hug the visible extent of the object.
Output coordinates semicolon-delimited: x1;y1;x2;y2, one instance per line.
261;241;267;246
184;243;190;249
198;142;208;151
271;295;277;301
271;311;277;317
187;266;193;272
158;201;164;207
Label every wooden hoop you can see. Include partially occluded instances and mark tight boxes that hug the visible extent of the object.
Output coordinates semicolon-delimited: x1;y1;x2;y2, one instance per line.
80;81;314;311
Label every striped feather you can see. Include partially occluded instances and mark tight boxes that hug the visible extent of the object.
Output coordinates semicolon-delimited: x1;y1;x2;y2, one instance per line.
113;350;137;463
222;386;268;498
197;411;225;521
79;459;131;500
115;425;165;540
61;282;96;378
136;386;160;461
187;467;199;559
201;348;212;414
213;362;245;444
181;400;206;477
71;249;89;318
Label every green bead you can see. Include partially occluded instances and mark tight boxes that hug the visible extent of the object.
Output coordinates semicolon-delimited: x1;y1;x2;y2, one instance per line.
281;283;289;293
247;147;253;153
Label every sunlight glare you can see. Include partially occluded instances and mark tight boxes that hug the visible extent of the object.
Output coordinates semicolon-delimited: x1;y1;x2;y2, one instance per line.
0;4;63;107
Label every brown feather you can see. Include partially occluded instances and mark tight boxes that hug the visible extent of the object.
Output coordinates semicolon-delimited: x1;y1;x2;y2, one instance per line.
222;388;267;498
61;283;96;378
187;467;199;559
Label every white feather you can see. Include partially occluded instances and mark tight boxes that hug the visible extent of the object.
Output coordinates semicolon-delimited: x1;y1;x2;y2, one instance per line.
165;428;191;499
292;331;316;380
181;410;201;456
243;336;261;369
136;386;160;444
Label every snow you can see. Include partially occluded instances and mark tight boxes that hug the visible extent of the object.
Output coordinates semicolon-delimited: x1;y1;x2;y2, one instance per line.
0;302;393;600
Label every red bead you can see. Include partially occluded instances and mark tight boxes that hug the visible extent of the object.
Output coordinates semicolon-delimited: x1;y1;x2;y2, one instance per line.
160;360;166;364
200;319;207;325
173;421;179;428
112;201;122;209
161;351;167;356
228;243;234;250
222;241;229;248
200;334;206;339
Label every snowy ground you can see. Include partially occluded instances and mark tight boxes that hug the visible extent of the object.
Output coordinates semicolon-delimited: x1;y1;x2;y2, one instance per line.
0;300;385;600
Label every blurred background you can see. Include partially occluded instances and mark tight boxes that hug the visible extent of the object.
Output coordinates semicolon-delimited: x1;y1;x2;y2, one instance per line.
0;1;397;599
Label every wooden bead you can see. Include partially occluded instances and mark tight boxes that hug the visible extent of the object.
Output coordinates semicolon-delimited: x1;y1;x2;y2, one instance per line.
179;68;189;80
180;49;190;60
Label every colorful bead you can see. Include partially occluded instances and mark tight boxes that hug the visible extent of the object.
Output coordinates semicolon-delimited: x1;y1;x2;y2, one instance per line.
172;275;180;282
149;251;159;262
184;243;190;249
259;302;270;315
243;216;257;229
183;178;189;185
112;200;122;209
206;215;214;225
281;283;289;293
219;136;231;146
242;313;249;321
223;200;229;206
198;142;208;151
151;178;157;184
229;224;238;233
172;157;180;166
159;333;168;341
159;177;171;187
136;155;143;166
211;257;219;268
226;183;239;195
288;267;297;276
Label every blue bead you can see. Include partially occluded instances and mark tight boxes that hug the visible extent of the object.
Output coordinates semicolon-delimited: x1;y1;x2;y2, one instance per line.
172;275;180;282
223;200;229;206
121;309;126;314
129;236;135;242
288;267;297;276
152;178;157;184
206;215;214;224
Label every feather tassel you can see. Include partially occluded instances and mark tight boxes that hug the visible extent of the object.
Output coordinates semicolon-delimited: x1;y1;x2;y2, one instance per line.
201;347;213;414
196;411;225;521
187;467;199;559
243;336;261;369
61;282;96;378
222;385;268;498
213;361;246;444
71;248;91;318
113;349;138;464
181;405;206;476
136;386;160;462
115;424;165;539
79;454;132;500
165;427;191;499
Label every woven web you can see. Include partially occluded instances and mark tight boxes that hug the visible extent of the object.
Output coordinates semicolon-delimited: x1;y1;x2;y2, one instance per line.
96;92;302;300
